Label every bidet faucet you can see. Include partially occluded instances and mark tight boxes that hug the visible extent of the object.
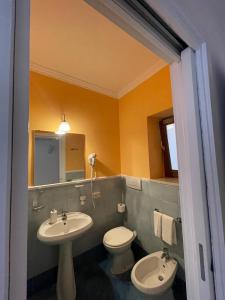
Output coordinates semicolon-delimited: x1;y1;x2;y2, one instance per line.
161;247;170;261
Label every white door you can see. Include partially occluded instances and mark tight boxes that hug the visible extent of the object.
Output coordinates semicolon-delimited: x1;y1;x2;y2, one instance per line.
171;47;215;300
34;137;60;185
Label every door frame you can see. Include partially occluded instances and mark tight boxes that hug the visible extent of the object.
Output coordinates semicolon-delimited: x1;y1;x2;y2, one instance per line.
0;1;15;299
171;48;215;299
195;44;225;299
8;0;30;299
1;0;223;299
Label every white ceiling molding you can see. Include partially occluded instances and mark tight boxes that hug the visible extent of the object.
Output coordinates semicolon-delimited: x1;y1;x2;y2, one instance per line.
30;62;118;99
117;59;167;99
30;60;167;99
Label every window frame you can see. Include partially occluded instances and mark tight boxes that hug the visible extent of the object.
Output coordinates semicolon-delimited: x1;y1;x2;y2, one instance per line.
159;116;178;178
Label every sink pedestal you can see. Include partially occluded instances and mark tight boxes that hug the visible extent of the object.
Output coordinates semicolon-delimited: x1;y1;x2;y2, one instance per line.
37;212;93;300
57;241;76;300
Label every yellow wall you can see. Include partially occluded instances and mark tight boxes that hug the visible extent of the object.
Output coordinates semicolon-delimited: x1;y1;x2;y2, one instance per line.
29;66;172;185
29;71;121;185
119;66;173;178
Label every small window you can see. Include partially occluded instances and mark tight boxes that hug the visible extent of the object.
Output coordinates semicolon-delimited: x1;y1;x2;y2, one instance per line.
160;116;178;177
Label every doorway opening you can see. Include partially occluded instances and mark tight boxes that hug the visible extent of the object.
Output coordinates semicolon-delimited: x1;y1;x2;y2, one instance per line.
8;1;218;300
28;1;186;299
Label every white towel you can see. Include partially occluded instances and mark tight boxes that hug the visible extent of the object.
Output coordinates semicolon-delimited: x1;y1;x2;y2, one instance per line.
154;211;162;238
162;214;177;245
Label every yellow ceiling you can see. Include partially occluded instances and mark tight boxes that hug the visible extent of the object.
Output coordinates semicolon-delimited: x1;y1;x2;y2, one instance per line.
30;0;166;98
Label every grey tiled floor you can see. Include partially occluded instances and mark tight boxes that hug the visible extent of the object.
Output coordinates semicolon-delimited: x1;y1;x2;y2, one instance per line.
28;259;176;300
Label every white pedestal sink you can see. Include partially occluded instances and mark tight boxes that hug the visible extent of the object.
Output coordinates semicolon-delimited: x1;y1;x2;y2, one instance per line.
37;212;93;300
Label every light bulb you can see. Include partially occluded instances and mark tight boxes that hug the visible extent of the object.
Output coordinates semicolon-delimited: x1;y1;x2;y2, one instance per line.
58;121;71;132
55;114;71;135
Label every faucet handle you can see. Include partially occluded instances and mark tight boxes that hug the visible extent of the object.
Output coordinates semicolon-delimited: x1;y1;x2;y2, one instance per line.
161;247;170;260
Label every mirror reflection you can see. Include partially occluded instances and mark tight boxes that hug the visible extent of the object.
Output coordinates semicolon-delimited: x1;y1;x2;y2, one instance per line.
31;131;85;186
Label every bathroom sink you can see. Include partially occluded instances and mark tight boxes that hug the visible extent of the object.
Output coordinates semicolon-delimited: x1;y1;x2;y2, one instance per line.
131;251;177;295
37;212;93;300
37;212;93;245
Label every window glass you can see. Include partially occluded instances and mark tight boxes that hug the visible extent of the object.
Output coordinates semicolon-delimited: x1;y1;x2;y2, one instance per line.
166;123;178;170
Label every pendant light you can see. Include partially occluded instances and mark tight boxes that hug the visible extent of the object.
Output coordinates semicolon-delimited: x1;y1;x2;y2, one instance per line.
55;114;71;135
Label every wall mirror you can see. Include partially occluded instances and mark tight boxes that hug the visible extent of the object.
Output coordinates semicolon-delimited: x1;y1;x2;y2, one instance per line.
30;130;85;186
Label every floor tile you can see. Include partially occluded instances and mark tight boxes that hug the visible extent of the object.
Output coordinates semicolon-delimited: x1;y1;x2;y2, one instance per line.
28;258;185;300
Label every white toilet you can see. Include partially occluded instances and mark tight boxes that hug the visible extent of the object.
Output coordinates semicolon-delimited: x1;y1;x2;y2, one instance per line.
103;226;136;275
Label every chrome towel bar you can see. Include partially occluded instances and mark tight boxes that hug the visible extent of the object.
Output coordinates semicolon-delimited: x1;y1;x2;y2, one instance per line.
154;208;182;223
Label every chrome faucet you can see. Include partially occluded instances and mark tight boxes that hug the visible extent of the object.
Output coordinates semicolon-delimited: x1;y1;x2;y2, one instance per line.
161;247;170;261
61;210;68;224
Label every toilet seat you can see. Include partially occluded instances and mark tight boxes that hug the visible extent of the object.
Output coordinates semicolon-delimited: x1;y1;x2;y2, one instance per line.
103;226;135;247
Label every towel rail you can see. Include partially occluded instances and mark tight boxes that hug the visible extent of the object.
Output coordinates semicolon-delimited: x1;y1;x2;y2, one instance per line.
154;208;182;223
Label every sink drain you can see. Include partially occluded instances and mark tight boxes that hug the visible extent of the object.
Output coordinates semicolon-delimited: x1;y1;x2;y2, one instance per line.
158;275;164;281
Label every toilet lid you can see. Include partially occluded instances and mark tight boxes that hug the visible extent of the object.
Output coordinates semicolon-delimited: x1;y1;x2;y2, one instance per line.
103;226;134;247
